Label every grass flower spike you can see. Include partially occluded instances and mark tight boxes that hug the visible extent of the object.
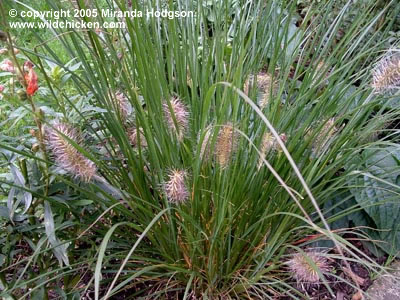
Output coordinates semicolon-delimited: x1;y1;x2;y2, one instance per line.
257;132;275;170
216;123;238;167
372;50;400;94
199;125;213;161
244;72;277;109
287;251;331;285
164;169;189;204
163;96;189;141
115;91;132;121
257;132;287;169
198;123;239;167
47;122;97;182
312;118;337;156
129;127;147;147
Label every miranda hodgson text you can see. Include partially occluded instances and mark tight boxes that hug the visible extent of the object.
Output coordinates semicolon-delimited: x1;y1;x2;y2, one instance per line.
101;9;195;19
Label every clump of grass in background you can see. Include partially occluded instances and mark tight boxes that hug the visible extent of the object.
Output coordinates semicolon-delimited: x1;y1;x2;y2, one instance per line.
0;0;400;299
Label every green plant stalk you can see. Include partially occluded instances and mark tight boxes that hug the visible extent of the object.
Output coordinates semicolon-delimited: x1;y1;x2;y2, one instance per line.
0;271;8;290
0;3;52;297
0;8;50;197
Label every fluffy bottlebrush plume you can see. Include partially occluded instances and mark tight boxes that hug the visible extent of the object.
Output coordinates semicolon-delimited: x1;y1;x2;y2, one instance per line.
198;124;239;167
163;96;189;142
215;123;238;168
257;132;287;170
199;125;213;161
164;169;189;204
46;122;97;182
372;51;400;94
312;118;337;156
287;251;331;285
114;91;132;121
244;72;277;109
128;127;147;147
257;132;275;170
0;59;15;73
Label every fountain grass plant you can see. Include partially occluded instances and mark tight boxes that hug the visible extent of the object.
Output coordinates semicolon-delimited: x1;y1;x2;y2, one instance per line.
1;0;400;298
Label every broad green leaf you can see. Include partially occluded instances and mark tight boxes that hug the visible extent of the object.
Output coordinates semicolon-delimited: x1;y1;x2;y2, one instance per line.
349;146;400;254
44;201;70;266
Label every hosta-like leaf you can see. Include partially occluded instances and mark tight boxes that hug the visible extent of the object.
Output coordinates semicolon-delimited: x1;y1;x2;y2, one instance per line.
9;164;32;215
348;146;400;254
44;201;70;266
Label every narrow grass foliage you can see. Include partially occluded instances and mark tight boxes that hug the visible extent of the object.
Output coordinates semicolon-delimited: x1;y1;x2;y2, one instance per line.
0;0;400;299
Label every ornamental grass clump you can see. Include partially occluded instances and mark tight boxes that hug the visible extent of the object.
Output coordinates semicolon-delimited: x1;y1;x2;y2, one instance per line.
2;0;399;298
46;122;96;182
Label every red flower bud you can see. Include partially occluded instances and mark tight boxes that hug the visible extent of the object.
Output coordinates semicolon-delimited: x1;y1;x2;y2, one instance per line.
25;67;38;96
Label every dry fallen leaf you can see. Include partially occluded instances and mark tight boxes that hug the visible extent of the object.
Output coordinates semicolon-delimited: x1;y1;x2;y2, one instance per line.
352;290;363;300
